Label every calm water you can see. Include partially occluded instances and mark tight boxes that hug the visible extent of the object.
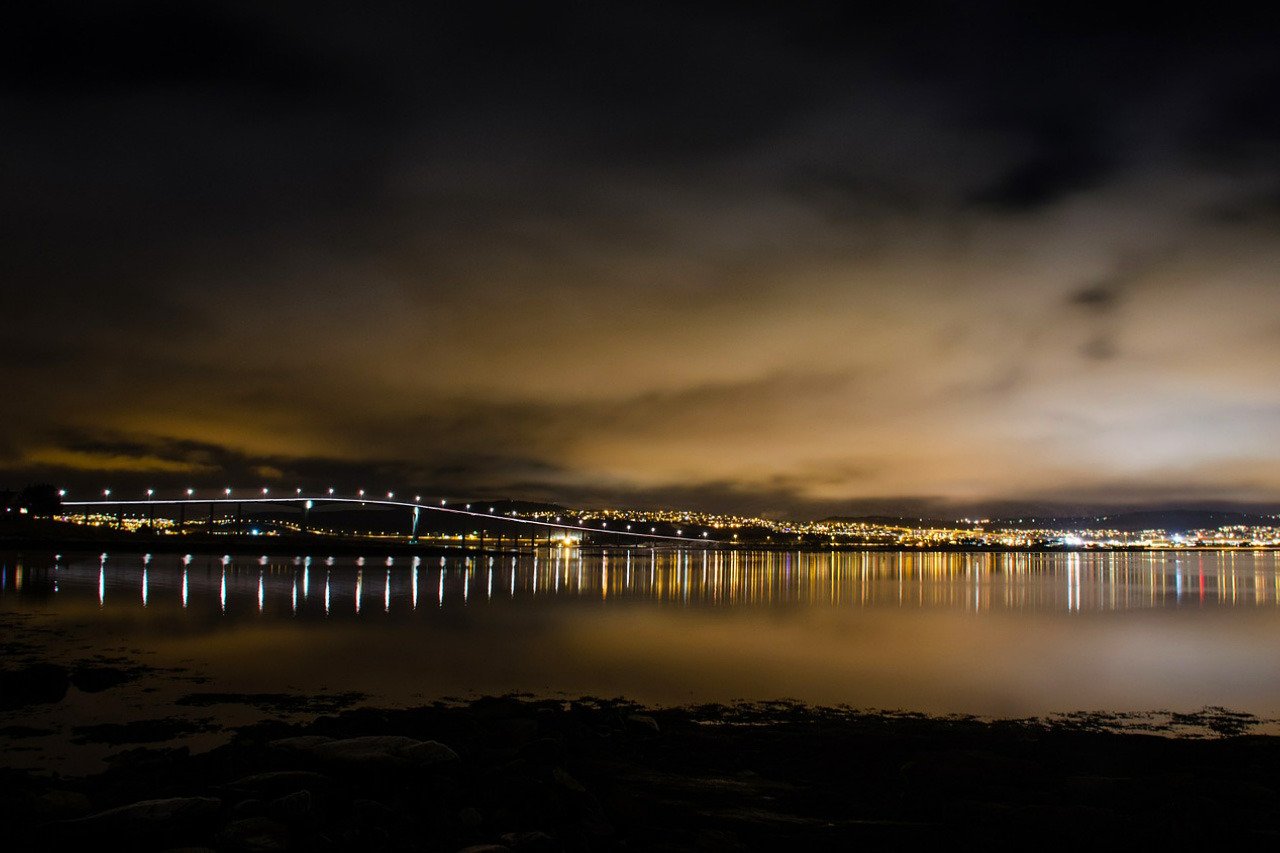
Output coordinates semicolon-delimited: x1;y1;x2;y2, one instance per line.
5;548;1280;768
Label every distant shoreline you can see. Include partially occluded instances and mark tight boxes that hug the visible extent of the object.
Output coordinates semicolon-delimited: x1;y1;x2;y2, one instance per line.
4;528;1280;556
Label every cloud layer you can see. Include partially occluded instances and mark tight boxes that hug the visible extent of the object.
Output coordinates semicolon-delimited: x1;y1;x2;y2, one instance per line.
4;2;1280;515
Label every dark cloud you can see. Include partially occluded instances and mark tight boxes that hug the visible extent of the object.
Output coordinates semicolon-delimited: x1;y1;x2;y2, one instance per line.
1069;284;1121;312
4;2;1280;513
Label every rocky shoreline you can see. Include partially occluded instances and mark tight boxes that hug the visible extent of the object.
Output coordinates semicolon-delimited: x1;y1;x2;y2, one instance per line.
4;693;1280;850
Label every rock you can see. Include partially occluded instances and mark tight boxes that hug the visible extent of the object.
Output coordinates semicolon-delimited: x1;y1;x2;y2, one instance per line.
268;735;334;751
37;789;94;819
218;816;291;852
458;806;484;829
68;796;222;834
552;768;586;794
486;716;540;746
518;738;563;765
231;799;265;818
224;770;335;798
266;790;313;822
271;735;459;770
351;798;396;826
625;713;660;735
0;663;69;709
499;830;559;852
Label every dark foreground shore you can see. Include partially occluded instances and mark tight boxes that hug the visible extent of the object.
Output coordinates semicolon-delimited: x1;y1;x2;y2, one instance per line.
3;694;1280;851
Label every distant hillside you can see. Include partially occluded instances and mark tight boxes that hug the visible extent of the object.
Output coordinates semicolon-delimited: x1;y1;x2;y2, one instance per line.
1014;509;1279;532
821;509;1279;532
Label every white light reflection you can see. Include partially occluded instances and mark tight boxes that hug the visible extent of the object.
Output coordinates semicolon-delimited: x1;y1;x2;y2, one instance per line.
355;570;363;614
384;570;391;612
257;572;264;612
324;572;331;615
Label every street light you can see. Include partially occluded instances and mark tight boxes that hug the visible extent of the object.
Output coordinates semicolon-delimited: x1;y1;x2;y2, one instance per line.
146;488;154;499
328;487;335;495
225;488;232;496
103;488;111;498
186;488;194;497
387;492;395;499
58;489;67;497
262;487;269;496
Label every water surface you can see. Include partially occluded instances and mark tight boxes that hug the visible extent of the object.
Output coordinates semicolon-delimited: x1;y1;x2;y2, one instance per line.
5;548;1280;769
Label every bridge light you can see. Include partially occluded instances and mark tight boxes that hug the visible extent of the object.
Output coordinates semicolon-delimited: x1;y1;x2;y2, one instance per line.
388;492;394;499
358;489;365;497
489;506;494;513
186;488;194;497
146;488;154;498
225;488;232;496
465;504;470;510
415;495;421;502
104;489;111;498
262;487;269;496
440;499;446;506
58;489;67;497
296;487;302;496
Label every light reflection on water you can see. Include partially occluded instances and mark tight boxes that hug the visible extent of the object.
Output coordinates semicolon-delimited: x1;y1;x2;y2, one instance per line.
6;549;1280;721
7;549;1280;614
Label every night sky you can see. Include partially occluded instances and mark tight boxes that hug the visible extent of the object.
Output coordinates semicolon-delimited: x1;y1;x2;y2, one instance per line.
5;2;1280;517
